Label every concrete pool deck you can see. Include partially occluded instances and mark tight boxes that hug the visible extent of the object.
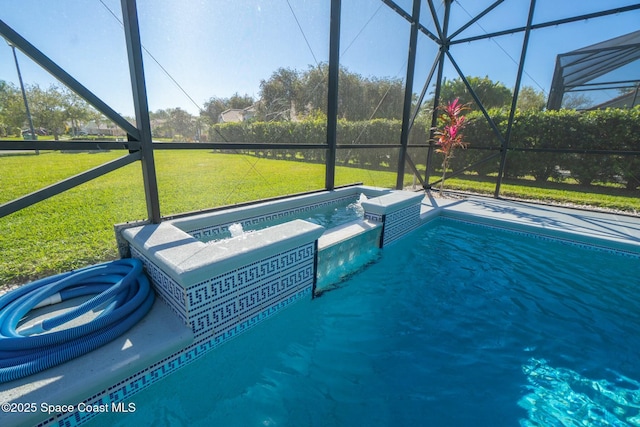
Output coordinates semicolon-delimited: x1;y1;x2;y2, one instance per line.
419;193;640;254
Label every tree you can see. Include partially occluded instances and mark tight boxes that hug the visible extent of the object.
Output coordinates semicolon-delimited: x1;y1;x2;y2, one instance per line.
0;80;25;136
28;84;67;139
150;109;172;138
227;93;255;110
201;97;226;124
254;64;405;122
257;67;301;121
516;86;546;111
437;76;513;111
561;93;593;110
274;63;405;122
151;108;197;140
0;81;10;136
61;87;94;135
361;76;405;120
21;84;95;139
297;64;328;118
167;107;196;140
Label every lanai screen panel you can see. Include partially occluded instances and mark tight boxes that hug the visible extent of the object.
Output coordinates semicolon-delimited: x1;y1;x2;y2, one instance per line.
547;30;640;109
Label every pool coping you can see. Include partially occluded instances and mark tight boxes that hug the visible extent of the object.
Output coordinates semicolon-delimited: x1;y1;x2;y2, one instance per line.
122;219;326;288
419;193;640;255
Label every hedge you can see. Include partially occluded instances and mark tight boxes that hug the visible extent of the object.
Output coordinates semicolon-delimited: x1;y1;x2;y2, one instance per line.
463;108;640;189
210;118;429;170
209;107;640;189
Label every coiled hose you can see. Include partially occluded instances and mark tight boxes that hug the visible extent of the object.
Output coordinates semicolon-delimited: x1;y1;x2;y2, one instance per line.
0;258;154;383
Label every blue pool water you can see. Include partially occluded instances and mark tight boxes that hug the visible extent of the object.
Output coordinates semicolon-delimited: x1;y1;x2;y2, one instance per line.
89;218;640;427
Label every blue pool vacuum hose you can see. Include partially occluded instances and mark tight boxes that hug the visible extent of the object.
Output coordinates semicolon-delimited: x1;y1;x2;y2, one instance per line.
0;258;154;383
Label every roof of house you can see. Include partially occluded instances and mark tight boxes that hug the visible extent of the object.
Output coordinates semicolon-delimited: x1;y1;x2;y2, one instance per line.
219;105;256;123
588;89;639;110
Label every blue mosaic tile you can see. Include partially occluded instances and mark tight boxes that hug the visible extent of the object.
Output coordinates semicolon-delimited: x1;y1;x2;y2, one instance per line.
133;240;315;341
381;204;421;246
184;242;315;338
130;247;188;326
364;212;383;223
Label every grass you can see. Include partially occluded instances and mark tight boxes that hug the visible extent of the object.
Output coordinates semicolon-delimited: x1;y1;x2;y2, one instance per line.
1;150;638;289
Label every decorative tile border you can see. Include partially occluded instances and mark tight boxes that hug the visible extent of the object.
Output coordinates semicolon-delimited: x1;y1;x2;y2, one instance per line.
381;204;421;246
364;212;383;223
131;246;188;325
188;247;315;338
132;242;316;339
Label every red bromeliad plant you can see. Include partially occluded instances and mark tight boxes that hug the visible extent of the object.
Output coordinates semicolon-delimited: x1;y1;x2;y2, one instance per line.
433;98;469;193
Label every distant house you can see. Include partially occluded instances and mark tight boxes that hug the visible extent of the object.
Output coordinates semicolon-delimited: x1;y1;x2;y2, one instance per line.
219;105;256;123
81;120;126;136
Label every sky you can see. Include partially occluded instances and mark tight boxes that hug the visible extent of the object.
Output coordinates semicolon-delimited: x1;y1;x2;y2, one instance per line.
1;0;639;118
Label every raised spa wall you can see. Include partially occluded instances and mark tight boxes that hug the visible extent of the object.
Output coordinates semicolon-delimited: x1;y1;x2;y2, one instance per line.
121;186;425;342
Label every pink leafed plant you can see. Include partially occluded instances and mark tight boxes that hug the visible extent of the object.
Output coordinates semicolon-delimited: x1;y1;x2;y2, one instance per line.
433;98;469;193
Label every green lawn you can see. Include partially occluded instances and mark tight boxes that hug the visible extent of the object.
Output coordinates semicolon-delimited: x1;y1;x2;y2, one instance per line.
1;150;638;289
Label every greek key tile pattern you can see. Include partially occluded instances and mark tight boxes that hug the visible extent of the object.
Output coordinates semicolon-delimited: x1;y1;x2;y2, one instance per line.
189;194;357;240
131;242;316;339
130;246;188;326
186;243;316;338
364;212;383;223
46;288;311;427
381;204;421;246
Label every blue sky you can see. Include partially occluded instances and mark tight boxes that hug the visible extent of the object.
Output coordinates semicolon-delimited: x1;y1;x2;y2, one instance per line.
1;0;639;117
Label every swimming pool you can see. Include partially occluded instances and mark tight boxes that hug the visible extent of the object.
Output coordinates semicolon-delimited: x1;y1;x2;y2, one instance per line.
85;217;640;427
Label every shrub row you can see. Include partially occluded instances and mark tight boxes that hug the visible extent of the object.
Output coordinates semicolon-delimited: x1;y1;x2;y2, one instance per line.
210;108;640;189
458;108;640;189
210;118;429;170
